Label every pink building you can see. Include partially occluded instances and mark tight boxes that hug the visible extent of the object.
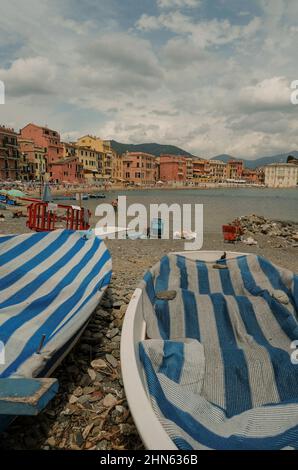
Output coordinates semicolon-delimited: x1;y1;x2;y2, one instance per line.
50;156;84;184
20;123;64;169
159;155;187;183
122;152;156;185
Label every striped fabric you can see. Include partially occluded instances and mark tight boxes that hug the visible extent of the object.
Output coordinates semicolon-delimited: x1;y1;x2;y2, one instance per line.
140;253;298;450
0;230;112;380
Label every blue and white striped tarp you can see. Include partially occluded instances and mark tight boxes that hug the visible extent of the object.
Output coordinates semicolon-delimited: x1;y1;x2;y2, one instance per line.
139;253;298;450
0;230;112;380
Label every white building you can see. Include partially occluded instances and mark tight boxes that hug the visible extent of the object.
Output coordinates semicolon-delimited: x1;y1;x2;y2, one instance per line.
264;163;298;188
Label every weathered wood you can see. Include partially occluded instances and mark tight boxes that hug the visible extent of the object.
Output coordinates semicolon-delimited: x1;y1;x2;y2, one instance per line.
0;378;58;415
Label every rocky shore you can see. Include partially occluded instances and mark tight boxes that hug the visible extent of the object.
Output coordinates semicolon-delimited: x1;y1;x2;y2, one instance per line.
0;216;297;450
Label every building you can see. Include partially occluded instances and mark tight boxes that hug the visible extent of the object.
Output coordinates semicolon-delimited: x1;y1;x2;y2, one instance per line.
76;145;101;181
226;160;244;180
18;137;47;181
0;126;20;181
192;159;210;181
77;135;113;179
186;157;193;181
208;160;226;182
20;123;64;167
159;155;187;183
122;152;156;185
112;153;123;182
264;163;298;188
50;156;84;184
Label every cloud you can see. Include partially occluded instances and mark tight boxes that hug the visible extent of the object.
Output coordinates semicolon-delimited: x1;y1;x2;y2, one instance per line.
136;12;261;49
157;0;200;8
0;0;298;159
0;57;57;97
238;77;292;111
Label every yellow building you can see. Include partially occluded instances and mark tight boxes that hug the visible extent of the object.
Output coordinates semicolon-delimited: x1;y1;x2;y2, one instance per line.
112;152;123;181
77;135;113;179
76;142;101;181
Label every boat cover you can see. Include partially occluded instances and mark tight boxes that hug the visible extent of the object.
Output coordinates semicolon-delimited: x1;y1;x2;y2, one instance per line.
140;253;298;449
0;230;112;379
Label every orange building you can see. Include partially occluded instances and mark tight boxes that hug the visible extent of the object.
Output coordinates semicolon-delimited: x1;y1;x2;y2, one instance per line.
122;152;156;185
226;160;244;180
159;155;188;183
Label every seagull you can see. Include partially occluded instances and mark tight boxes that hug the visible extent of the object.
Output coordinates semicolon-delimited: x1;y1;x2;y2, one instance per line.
220;252;227;260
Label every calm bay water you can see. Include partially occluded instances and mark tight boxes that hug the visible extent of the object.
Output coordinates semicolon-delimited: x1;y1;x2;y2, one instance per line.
79;187;298;235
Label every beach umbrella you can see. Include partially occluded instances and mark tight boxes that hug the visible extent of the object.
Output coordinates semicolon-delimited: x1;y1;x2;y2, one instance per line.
0;189;8;194
7;189;25;198
42;183;53;202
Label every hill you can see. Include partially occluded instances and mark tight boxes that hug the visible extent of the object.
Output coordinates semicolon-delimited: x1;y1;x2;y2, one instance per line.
110;140;193;157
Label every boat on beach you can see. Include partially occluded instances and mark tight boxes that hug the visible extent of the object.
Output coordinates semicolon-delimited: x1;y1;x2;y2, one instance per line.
121;250;298;450
88;193;106;199
0;229;112;431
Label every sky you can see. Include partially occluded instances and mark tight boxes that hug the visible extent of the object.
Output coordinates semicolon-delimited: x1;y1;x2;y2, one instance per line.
0;0;298;159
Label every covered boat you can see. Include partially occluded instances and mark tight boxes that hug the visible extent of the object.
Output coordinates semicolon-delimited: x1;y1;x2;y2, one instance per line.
0;229;112;431
121;251;298;450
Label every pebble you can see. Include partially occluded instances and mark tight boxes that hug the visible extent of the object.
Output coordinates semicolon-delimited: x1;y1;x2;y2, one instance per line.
106;353;118;368
91;358;108;370
103;394;117;408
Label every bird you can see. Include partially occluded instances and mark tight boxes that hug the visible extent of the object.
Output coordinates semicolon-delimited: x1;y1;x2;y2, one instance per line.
220;252;227;260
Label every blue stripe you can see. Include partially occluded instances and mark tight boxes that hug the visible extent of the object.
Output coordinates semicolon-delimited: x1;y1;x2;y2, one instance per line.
1;249;111;377
172;437;193;450
154;256;171;340
0;232;84;299
182;289;200;340
144;271;155;304
0;238;100;345
139;344;298;450
235;295;298;402
0;232;50;266
218;259;235;296
0;236;14;245
159;341;185;383
258;256;295;308
210;293;252;417
48;268;112;341
237;256;298;340
176;255;188;289
196;261;210;294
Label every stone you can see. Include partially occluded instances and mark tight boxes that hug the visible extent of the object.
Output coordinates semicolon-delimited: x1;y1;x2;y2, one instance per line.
87;368;97;381
106;353;118;368
74;430;84;448
73;386;83;397
106;328;119;339
96;439;108;450
91;358;108;370
69;395;78;404
103;393;117;408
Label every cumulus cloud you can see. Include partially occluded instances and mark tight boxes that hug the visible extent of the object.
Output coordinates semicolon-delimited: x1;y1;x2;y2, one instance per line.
0;57;57;97
238;77;292;111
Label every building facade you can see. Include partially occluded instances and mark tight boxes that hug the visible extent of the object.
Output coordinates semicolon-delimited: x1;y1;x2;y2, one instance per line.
122;152;156;185
208;160;226;182
20;123;64;166
76;145;101;181
50;156;84;184
0;126;20;181
18;137;47;181
159;155;187;183
192;159;210;181
264;163;298;188
226;160;244;180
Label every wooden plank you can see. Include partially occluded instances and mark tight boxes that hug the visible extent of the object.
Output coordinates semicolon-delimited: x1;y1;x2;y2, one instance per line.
0;378;58;416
